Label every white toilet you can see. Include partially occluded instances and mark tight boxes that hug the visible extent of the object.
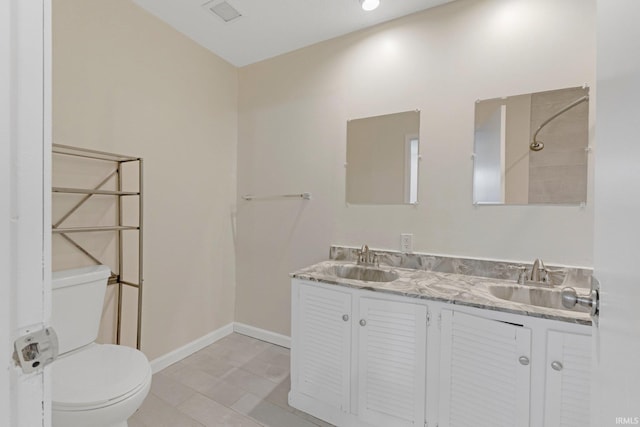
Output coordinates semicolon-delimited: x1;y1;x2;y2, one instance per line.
51;265;152;427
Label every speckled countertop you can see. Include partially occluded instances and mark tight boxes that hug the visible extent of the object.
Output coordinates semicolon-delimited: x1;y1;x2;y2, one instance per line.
291;260;592;325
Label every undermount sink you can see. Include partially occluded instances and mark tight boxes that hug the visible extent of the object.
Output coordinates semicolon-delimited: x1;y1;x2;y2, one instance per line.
326;264;399;283
488;285;590;313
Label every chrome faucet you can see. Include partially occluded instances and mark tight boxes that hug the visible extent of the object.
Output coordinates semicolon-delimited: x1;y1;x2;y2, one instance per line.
530;258;547;282
357;245;378;267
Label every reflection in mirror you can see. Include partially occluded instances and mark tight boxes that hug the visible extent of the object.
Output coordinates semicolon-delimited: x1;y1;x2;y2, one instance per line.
346;111;420;205
473;86;589;205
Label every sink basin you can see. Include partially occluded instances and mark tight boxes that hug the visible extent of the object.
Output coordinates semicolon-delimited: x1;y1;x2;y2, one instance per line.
488;285;590;313
326;264;399;283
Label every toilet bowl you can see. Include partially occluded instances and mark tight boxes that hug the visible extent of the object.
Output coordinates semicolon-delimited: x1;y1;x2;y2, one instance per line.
51;266;152;427
52;343;151;427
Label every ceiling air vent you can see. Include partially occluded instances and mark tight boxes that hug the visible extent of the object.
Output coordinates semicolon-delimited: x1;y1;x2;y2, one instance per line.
203;1;242;23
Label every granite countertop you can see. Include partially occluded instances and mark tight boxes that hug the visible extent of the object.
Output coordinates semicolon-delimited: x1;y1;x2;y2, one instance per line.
291;260;592;325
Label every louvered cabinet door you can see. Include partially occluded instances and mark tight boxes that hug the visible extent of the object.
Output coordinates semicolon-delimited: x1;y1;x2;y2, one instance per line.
296;283;352;412
543;330;591;427
357;297;427;427
438;310;532;427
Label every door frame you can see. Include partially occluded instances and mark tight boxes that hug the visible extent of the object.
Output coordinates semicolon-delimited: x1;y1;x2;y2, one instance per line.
1;0;52;426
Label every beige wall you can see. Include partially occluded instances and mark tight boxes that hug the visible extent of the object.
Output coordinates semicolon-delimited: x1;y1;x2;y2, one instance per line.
53;0;238;359
53;0;597;352
236;0;596;336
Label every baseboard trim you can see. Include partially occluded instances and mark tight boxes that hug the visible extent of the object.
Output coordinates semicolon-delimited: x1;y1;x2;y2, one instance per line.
149;322;291;373
149;323;234;373
233;322;291;349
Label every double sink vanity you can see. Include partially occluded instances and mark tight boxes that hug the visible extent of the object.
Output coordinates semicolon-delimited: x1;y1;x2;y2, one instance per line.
292;80;595;427
289;246;595;427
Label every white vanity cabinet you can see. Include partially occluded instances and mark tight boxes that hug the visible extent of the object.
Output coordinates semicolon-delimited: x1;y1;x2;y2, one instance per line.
290;278;592;427
437;310;532;427
543;330;592;427
291;281;352;417
290;280;428;427
357;297;427;427
437;307;592;427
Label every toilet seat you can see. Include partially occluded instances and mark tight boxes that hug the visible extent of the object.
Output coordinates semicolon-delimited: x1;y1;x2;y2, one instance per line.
53;343;151;411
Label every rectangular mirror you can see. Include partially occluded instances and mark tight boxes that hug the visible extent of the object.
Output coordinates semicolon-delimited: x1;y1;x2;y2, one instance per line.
473;86;589;205
346;110;420;205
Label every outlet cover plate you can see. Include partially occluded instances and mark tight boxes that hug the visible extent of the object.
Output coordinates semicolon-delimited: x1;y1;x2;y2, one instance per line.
400;233;413;253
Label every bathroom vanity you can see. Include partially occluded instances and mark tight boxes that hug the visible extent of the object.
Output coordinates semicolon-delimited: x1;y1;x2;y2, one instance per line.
289;249;592;427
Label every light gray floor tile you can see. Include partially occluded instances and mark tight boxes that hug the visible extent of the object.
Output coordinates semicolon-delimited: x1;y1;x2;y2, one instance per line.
255;344;290;361
242;351;290;383
150;372;197;406
164;364;219;393
182;349;217;367
204;335;271;366
263;375;294;412
231;392;263;415
178;393;262;427
131;393;204;427
182;350;237;379
200;378;247;407
245;399;319;427
221;367;279;398
198;354;238;378
133;334;335;427
293;409;337;427
160;360;187;376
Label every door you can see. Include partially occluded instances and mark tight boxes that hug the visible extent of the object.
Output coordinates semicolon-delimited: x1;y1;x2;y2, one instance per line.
1;0;52;426
438;310;531;427
357;297;427;427
593;1;640;424
293;282;352;412
544;330;591;427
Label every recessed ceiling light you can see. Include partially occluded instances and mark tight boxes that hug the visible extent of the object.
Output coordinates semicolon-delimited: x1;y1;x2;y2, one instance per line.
360;0;380;11
203;1;242;23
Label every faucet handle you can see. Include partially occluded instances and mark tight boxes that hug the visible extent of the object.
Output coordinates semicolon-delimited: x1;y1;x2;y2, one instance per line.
357;245;369;265
508;265;528;285
372;253;379;267
539;268;550;283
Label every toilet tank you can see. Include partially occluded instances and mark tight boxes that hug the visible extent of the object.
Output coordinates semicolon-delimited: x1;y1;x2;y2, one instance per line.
52;265;111;355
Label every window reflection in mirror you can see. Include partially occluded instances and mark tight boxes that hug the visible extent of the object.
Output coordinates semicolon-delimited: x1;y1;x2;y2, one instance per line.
473;87;589;205
346;111;420;205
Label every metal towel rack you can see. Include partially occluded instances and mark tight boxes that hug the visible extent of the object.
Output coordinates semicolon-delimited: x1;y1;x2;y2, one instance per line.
241;192;311;201
52;143;144;350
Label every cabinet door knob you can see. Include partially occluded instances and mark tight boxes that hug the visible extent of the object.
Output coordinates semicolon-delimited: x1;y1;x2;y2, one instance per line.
342;314;349;322
359;319;367;326
551;361;563;371
518;356;530;366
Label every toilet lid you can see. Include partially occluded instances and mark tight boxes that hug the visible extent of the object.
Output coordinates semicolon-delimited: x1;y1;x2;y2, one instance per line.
52;344;151;409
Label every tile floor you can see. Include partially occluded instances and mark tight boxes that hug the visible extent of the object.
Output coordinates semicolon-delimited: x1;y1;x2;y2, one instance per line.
129;333;334;427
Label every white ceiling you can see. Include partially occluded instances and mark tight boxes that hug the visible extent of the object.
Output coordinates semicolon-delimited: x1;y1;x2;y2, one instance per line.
132;0;455;67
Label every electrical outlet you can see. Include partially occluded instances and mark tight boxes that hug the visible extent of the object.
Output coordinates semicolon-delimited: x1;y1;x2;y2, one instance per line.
400;233;413;253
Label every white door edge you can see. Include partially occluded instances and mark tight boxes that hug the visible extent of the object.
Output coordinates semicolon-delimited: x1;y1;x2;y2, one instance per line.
1;0;52;426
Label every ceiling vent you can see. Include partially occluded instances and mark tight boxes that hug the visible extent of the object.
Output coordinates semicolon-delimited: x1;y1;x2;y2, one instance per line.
203;1;242;23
